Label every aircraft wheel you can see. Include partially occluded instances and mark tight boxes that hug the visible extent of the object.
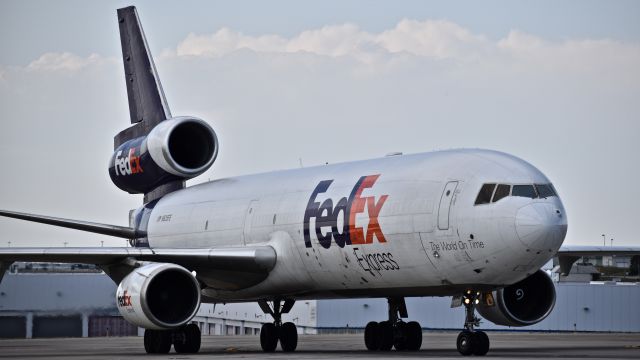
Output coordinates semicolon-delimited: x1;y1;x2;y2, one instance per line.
364;321;379;350
393;322;407;351
279;322;298;352
472;331;489;356
260;323;278;352
144;329;171;354
456;331;474;356
174;324;201;353
405;321;422;351
377;321;394;351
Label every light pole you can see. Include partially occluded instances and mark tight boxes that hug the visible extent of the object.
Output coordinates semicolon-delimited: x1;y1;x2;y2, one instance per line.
602;234;606;246
610;238;613;247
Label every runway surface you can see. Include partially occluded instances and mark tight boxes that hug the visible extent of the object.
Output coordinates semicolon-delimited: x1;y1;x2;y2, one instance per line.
0;332;639;359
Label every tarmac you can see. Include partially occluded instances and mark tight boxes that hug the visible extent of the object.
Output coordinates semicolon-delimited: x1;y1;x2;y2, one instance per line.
0;332;639;359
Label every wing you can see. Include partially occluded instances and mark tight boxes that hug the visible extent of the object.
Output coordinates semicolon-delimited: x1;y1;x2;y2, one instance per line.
556;245;640;275
0;209;277;289
0;246;276;290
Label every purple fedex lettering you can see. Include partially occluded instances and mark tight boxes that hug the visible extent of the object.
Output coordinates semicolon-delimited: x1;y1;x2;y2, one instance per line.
303;175;388;249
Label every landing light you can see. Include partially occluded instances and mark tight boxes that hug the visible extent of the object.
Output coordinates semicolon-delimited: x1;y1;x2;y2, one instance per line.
191;271;197;277
464;298;470;305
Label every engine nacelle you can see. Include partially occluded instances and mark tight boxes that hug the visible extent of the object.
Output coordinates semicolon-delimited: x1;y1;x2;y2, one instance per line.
477;270;556;327
116;263;201;329
109;116;218;194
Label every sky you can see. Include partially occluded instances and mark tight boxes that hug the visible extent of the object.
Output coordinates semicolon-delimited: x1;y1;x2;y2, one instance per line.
0;0;639;248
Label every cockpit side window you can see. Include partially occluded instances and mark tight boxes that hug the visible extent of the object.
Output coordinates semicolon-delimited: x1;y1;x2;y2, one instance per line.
474;183;496;205
512;184;537;199
492;184;511;202
535;184;556;198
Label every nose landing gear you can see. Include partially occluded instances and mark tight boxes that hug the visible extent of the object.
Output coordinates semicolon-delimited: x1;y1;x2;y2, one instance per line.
456;290;490;356
364;297;422;352
258;299;298;352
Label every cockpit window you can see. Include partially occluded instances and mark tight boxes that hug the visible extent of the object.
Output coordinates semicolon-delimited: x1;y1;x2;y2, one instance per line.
492;184;511;202
474;183;496;205
535;184;556;198
512;185;537;199
475;182;557;206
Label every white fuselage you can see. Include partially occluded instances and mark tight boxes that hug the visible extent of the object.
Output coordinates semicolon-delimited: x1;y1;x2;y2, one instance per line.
145;149;567;302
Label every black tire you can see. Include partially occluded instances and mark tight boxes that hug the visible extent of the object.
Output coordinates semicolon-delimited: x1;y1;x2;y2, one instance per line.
393;322;407;351
144;329;171;354
280;322;298;352
173;328;186;354
260;323;278;352
377;321;394;351
364;321;379;350
472;331;490;356
175;324;201;353
143;329;156;354
456;331;474;356
405;321;422;351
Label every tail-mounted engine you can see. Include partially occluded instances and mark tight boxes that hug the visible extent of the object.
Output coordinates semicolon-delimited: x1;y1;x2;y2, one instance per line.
477;270;556;327
109;116;218;194
116;262;201;329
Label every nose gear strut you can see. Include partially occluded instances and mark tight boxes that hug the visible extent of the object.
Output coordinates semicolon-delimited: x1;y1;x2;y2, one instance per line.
456;290;490;356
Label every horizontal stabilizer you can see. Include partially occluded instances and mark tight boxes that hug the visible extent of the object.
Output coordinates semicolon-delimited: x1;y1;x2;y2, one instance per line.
0;210;144;239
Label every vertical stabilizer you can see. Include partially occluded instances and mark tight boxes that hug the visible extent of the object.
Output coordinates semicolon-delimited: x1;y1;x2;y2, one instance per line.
115;5;175;151
117;6;171;127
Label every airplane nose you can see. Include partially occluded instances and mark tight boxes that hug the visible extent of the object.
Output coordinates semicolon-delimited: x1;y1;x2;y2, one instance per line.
515;203;567;251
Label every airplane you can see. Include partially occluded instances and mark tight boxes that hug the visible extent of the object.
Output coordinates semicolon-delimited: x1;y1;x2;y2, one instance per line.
1;5;639;356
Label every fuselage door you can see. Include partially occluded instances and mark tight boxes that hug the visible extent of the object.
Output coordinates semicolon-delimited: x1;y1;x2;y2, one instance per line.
437;181;458;230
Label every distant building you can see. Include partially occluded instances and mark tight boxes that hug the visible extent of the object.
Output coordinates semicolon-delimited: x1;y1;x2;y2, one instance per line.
581;255;633;268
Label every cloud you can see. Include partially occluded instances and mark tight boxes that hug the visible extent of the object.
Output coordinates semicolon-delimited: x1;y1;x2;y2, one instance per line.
170;18;640;75
174;19;487;59
26;52;113;71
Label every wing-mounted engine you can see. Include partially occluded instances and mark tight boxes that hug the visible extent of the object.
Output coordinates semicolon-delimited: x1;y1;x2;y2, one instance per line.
477;270;556;326
116;262;201;329
109;117;218;194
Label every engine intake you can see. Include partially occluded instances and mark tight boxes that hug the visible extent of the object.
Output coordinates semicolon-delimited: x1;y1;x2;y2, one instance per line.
116;263;201;329
146;117;218;177
477;270;556;327
109;116;218;194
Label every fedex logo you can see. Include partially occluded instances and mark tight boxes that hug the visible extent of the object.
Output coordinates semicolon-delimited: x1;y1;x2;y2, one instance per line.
117;290;133;307
114;148;143;176
303;174;388;249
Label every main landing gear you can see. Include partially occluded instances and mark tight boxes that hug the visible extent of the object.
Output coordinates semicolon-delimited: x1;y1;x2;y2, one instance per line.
258;299;298;352
364;297;422;352
456;290;489;356
144;323;201;354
